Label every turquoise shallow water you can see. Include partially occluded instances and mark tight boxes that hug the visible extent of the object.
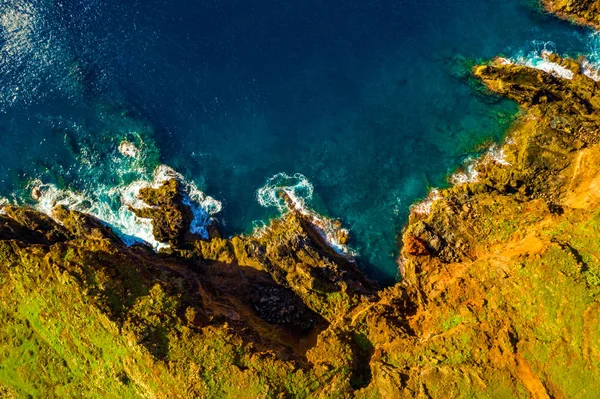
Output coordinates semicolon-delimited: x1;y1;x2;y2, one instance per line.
0;0;597;284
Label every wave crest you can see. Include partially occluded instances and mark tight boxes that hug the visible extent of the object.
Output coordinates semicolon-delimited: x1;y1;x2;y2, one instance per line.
24;139;221;249
256;172;314;212
257;173;356;256
502;42;575;79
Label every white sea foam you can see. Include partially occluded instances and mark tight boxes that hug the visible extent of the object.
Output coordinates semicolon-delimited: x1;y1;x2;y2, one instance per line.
256;172;356;256
141;165;222;238
0;198;8;215
486;144;511;166
450;159;480;185
449;142;512;186
414;140;513;216
501;36;600;82
257;172;314;212
250;220;270;239
25;137;221;249
28;179;164;248
503;42;574;79
581;59;600;81
119;140;141;158
411;189;441;216
526;53;574;79
582;32;600;81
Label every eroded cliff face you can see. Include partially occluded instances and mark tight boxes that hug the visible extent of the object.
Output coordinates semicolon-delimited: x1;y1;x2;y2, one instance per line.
2;3;600;399
0;184;385;398
393;56;600;398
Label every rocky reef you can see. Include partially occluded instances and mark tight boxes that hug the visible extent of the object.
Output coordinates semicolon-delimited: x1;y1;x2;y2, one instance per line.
2;1;600;398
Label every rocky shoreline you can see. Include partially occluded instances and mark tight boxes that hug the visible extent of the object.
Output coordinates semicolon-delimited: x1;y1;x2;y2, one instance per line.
2;1;600;398
542;0;600;30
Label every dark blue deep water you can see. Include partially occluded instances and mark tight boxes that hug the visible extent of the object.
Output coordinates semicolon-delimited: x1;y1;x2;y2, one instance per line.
0;0;595;283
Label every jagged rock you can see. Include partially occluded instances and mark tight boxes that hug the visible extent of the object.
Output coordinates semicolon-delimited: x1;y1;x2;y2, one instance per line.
0;206;70;244
404;235;430;256
251;284;319;331
52;205;123;243
543;0;600;29
129;179;195;247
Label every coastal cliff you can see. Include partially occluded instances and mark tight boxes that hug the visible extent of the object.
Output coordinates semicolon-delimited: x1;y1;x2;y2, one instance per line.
543;0;600;29
2;2;600;398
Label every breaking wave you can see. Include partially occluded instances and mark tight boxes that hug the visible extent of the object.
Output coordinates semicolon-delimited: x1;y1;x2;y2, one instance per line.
22;139;221;250
502;34;600;81
256;173;314;212
256;172;357;256
581;32;600;80
500;41;575;79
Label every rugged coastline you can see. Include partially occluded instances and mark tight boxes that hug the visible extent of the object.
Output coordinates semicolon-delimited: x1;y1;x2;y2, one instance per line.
2;2;600;398
543;0;600;29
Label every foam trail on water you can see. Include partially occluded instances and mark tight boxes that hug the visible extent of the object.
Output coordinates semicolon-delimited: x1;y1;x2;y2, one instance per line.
499;41;576;79
0;198;8;215
413;139;513;216
411;189;441;216
486;144;511;166
119;140;142;158
257;172;357;256
30;180;162;248
450;159;480;185
581;59;600;81
503;36;600;82
450;142;512;185
581;32;600;81
257;172;314;212
525;51;574;79
25;140;221;249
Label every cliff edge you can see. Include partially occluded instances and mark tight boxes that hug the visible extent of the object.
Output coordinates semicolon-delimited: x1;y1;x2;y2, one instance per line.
543;0;600;29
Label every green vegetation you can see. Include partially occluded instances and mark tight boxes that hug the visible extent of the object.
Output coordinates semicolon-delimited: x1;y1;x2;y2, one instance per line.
2;1;600;397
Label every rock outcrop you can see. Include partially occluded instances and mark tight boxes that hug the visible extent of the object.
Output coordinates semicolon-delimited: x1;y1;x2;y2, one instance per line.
129;179;196;247
543;0;600;29
388;55;600;398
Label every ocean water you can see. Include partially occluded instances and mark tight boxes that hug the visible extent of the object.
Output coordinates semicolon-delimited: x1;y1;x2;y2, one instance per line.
0;0;596;284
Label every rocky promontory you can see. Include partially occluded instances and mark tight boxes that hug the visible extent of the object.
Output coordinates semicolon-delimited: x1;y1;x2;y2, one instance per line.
2;1;600;398
543;0;600;29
